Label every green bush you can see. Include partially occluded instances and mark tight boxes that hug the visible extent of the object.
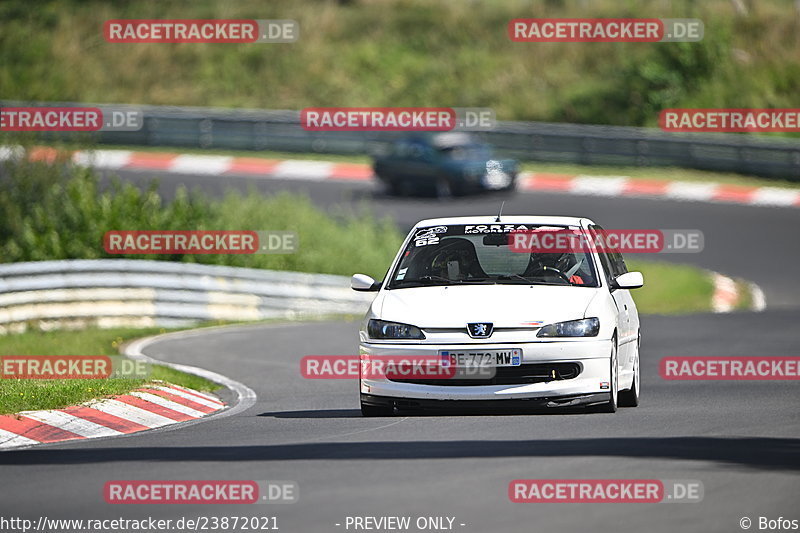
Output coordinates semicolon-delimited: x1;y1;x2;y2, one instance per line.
0;151;403;279
557;38;729;126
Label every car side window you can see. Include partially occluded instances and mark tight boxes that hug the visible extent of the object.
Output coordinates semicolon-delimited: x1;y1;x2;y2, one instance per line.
590;224;629;285
610;249;628;277
604;231;628;278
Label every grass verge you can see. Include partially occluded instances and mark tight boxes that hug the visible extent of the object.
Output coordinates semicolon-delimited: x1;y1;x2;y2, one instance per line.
627;260;714;315
0;327;219;415
1;0;798;132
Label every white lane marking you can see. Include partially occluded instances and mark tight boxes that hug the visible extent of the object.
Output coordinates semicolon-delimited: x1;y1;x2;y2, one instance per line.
0;428;40;449
168;155;233;175
88;399;176;428
665;182;718;201
749;188;800;207
571;176;629;196
23;411;121;438
125;326;258;422
0;324;251;450
129;391;207;418
72;149;132;169
153;386;223;409
271;160;333;180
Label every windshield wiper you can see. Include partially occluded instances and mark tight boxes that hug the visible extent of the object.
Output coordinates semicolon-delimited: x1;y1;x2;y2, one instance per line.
497;274;532;283
497;274;574;286
416;275;461;284
413;275;492;285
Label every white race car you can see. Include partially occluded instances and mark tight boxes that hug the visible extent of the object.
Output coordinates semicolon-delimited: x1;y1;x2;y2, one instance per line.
351;215;643;415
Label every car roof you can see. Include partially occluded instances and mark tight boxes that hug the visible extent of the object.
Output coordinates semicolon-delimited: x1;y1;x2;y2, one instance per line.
414;215;593;227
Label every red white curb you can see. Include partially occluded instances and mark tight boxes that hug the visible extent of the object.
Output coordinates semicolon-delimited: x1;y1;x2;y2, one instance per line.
67;148;374;181
709;272;766;313
518;172;800;208
4;146;799;208
0;383;224;450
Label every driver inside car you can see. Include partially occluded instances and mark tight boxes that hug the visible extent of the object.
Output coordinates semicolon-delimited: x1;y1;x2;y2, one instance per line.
524;252;587;285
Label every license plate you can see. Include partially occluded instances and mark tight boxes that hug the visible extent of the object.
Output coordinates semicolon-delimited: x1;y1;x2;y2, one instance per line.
439;349;522;368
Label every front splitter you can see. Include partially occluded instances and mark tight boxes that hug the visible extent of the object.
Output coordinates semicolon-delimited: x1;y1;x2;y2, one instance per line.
360;392;611;414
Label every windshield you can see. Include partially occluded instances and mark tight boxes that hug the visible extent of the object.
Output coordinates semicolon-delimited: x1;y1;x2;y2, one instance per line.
387;224;600;289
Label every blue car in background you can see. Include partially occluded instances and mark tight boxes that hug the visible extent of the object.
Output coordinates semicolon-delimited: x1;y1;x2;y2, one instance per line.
373;133;519;198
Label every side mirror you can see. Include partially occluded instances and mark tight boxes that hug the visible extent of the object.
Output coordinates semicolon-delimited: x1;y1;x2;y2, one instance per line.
614;271;644;289
351;274;381;292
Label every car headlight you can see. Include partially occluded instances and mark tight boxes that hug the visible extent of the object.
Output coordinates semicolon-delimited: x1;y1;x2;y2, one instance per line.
536;317;599;337
367;319;426;340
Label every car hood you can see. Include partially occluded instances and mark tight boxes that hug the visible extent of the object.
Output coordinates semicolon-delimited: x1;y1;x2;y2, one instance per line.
375;284;599;327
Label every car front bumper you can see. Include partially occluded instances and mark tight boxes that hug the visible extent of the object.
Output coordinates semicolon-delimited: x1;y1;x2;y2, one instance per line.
359;339;613;402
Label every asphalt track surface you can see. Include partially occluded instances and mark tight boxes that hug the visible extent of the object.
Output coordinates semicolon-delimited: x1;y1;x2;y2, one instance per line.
1;168;798;533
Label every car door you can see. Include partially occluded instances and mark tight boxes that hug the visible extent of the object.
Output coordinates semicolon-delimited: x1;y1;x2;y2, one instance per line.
589;225;635;368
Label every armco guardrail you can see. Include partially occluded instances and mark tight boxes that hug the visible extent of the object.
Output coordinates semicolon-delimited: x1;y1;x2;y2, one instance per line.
0;260;373;333
2;100;799;180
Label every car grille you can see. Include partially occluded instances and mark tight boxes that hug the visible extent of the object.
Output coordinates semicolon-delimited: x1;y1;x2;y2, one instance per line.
388;362;583;386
